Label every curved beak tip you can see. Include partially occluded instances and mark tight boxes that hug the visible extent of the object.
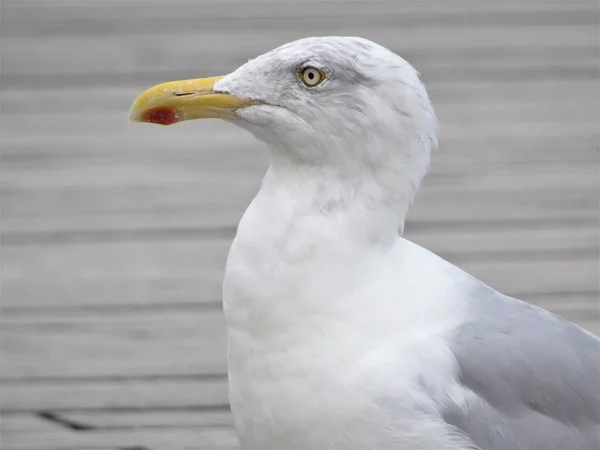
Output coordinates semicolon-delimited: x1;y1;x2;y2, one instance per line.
128;76;255;126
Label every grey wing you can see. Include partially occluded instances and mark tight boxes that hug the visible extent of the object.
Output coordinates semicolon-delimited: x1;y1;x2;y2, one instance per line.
444;283;600;450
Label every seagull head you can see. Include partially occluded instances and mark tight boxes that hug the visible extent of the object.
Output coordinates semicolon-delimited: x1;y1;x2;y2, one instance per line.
130;37;438;225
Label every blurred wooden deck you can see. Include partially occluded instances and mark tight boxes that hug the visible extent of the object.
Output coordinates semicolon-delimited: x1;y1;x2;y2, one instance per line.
1;0;599;449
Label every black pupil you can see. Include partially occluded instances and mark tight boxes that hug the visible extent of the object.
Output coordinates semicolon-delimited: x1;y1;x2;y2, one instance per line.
308;72;314;79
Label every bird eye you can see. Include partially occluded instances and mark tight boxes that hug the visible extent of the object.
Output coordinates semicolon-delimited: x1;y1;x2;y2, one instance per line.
300;67;325;87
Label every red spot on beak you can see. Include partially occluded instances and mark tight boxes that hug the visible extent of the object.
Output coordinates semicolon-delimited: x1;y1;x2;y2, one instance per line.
140;107;179;125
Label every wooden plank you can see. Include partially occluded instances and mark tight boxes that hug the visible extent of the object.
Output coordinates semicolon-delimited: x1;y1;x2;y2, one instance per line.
525;291;599;318
58;409;234;428
2;47;596;89
1;277;224;310
3;60;597;90
3;0;595;33
461;258;598;297
3;130;598;168
3;207;598;237
3;74;598;105
2;294;597;380
2;378;229;412
3;305;597;404
4;268;598;313
4;160;598;197
2;240;230;291
2;20;597;85
2;11;596;48
0;414;64;433
1;428;240;450
3;184;597;238
3;0;595;26
2;7;596;42
4;157;598;192
3;222;597;254
2;228;598;304
575;319;600;335
3;226;598;276
2;311;228;378
407;226;600;255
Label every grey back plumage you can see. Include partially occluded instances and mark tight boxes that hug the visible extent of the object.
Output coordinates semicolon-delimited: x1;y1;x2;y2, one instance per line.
445;282;600;450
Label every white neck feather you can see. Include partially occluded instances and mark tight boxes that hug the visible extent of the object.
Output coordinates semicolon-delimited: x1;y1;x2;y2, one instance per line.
263;138;430;244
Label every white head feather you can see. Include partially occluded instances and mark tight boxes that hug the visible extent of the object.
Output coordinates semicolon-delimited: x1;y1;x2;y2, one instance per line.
214;37;439;234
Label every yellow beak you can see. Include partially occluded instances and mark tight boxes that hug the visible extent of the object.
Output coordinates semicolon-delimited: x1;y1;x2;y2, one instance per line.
128;76;258;125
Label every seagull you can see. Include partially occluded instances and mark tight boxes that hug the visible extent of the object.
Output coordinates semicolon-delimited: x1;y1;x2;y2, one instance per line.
129;36;600;450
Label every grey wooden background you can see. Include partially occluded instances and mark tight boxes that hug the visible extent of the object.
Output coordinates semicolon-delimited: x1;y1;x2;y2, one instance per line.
1;0;599;449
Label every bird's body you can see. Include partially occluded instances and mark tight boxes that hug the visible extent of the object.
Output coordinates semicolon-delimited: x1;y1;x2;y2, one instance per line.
130;36;600;450
223;152;600;450
223;174;474;448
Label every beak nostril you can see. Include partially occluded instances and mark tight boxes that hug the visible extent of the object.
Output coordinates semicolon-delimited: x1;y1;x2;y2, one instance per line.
173;92;195;97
